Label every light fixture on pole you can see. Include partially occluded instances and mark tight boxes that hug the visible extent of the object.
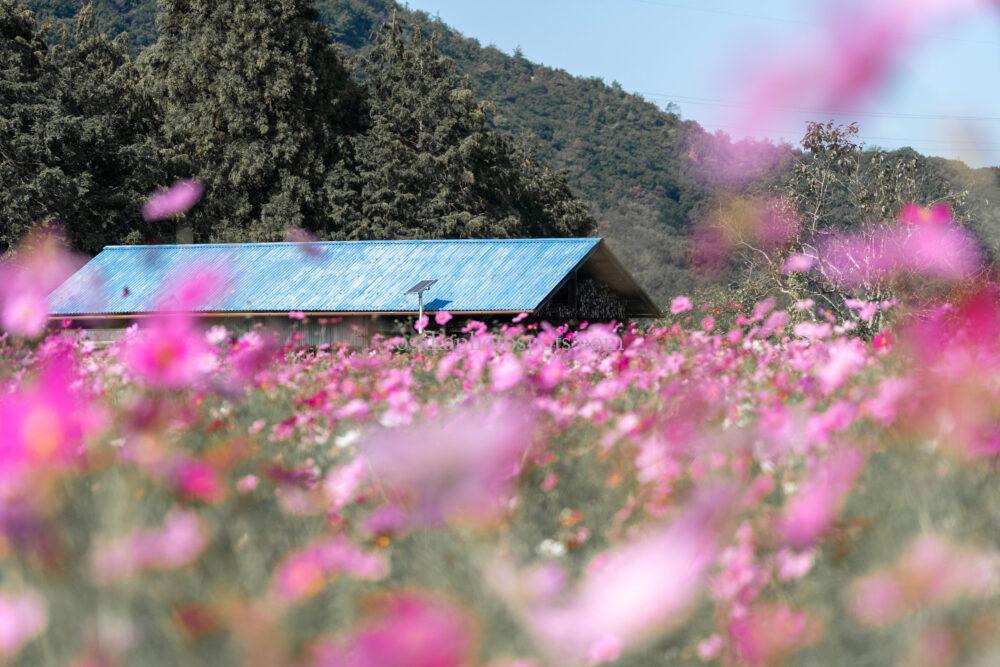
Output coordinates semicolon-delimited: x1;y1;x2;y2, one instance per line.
404;279;438;322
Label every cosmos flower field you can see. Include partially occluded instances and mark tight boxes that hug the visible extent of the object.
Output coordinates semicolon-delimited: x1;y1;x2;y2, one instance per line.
4;0;1000;664
4;228;1000;667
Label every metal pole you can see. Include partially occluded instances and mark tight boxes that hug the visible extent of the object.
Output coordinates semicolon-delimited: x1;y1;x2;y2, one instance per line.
418;291;424;322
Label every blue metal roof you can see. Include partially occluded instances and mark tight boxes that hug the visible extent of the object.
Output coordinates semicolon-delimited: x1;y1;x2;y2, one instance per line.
48;238;603;316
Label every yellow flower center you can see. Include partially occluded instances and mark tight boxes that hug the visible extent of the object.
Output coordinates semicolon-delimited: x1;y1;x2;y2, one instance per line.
22;406;65;461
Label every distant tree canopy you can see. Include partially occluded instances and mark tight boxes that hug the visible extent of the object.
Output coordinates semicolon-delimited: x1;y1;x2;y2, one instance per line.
0;2;156;253
1;0;595;253
347;18;594;239
140;0;363;243
11;0;1000;306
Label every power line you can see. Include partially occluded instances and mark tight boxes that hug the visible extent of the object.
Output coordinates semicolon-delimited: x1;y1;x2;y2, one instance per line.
621;0;805;25
642;92;1000;123
696;122;1000;150
619;0;1000;47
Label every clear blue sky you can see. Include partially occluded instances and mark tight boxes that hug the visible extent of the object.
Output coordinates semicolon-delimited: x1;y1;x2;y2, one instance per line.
404;0;1000;168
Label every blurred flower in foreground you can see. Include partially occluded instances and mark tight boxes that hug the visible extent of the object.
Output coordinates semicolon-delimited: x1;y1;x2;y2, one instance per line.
123;316;214;388
779;448;864;550
285;227;324;258
0;232;83;338
670;296;693;314
782;253;815;275
142;180;205;221
685;132;793;187
122;272;221;388
0;354;103;486
888;286;1000;459
819;203;981;288
489;488;733;664
312;593;476;667
0;590;47;661
91;510;209;584
1;292;49;338
735;0;992;128
362;399;535;526
272;537;388;604
728;603;823;666
848;534;1000;627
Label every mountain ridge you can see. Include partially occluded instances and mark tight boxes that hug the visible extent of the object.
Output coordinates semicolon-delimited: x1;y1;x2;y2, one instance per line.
23;0;1000;302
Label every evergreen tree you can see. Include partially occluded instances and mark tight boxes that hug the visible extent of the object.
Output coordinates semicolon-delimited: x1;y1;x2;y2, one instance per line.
347;18;594;240
140;0;362;242
0;1;156;253
0;0;67;250
47;4;160;252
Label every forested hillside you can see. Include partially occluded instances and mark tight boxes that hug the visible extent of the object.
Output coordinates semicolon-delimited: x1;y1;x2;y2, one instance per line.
18;0;1000;303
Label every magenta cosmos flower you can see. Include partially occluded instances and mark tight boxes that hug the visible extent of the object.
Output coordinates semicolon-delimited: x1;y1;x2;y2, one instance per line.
123;314;214;389
314;593;475;667
362;399;535;526
0;355;103;484
670;296;693;315
142;179;205;221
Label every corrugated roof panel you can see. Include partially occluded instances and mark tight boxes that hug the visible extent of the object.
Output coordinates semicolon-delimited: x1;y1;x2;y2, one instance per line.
48;238;601;316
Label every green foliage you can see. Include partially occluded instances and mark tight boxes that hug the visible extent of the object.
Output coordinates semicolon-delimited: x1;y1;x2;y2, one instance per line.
0;2;155;253
345;18;594;239
0;0;60;250
139;0;363;243
17;0;156;51
16;0;1000;307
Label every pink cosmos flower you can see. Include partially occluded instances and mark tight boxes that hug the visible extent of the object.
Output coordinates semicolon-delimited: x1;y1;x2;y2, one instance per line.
272;537;388;603
1;292;49;338
227;330;279;382
289;311;306;321
205;325;229;345
0;232;84;337
414;315;429;333
123;313;214;388
734;0;990;129
490;488;733;663
696;634;724;662
313;593;475;667
782;253;815;275
0;590;47;660
324;459;368;512
816;339;868;394
122;271;225;388
362;400;535;526
512;312;529;323
845;299;879;323
174;459;223;503
435;311;453;326
776;549;817;581
793;322;832;340
900;202;953;226
237;474;259;494
92;510;209;584
685;133;793;187
670;296;693;315
142;179;204;221
0;354;102;484
491;354;524;392
588;635;623;665
286;227;324;257
848;534;1000;627
728;603;822;667
779;448;864;549
819;203;980;287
